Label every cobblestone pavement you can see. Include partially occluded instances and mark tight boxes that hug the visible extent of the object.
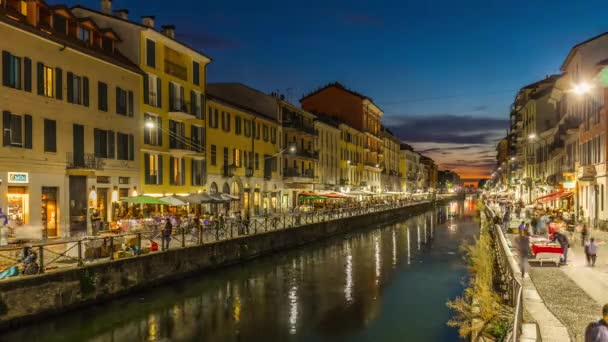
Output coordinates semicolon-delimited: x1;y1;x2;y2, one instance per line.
529;266;601;341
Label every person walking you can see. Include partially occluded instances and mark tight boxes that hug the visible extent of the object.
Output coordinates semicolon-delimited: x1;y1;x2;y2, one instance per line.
551;231;570;265
585;303;608;341
586;238;598;267
518;230;530;278
518;221;526;235
582;224;589;248
161;219;173;251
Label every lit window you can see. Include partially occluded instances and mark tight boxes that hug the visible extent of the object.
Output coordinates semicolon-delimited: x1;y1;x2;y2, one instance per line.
43;66;54;97
19;0;27;16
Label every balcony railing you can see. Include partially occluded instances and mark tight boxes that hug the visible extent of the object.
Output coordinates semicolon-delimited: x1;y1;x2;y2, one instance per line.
294;149;319;160
283;167;314;179
169;136;204;153
164;60;188;81
283;120;317;135
223;164;235;177
246;168;254;177
66;152;103;170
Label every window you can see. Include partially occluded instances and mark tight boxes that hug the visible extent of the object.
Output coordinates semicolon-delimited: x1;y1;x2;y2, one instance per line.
169;120;186;149
145;73;161;107
192;61;200;85
144;114;162;146
116;132;134;161
235;116;242;135
2;112;31;148
146;39;156;68
102;38;113;52
208;107;219;128
67;73;88;106
144;153;162;185
38;64;54;97
53;14;67;34
244;119;251;137
116;87;127;115
78;27;90;43
221;112;231;132
44;119;56;152
169;157;185;185
271;127;276;144
263;125;269;141
98;82;108;111
255;153;259;170
191;125;204;152
256;122;261;140
94;128;114;159
169;82;185;112
233;148;241;167
223;147;229;166
2;52;21;89
192;159;205;186
210;145;217;165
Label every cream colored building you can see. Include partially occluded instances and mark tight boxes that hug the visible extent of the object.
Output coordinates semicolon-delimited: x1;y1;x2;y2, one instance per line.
380;127;401;192
0;1;141;238
399;144;420;193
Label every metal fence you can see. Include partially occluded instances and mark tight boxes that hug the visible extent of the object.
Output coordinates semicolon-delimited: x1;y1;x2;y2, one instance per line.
485;205;523;342
0;197;452;280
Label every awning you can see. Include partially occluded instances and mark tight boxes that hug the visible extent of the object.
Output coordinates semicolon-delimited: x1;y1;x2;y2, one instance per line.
538;192;573;204
534;191;563;202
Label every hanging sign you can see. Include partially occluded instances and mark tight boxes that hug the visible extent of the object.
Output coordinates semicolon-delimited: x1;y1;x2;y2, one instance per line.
7;172;28;184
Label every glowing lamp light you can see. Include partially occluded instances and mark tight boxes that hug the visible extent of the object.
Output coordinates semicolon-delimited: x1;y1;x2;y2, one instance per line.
528;133;537;140
111;190;119;203
145;121;155;129
289;146;296;153
131;189;138;196
573;82;593;95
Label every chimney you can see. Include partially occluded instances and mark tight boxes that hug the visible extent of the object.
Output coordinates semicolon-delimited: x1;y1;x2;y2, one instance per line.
161;25;175;39
141;15;155;28
100;0;112;14
113;9;128;20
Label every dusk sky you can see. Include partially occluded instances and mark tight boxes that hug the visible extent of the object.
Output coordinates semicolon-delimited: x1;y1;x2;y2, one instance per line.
57;0;608;179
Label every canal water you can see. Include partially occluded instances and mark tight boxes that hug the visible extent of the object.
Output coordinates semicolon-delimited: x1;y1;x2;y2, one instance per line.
5;199;478;342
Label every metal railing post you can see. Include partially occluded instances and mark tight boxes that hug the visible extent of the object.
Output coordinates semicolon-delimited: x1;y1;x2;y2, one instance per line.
181;227;186;247
38;246;44;273
77;240;83;266
109;237;114;260
137;233;142;255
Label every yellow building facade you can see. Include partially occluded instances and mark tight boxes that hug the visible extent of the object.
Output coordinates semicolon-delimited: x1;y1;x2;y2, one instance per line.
339;123;365;188
73;4;211;198
1;1;141;237
205;97;281;215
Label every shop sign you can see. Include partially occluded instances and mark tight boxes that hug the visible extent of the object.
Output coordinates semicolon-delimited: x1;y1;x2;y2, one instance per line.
8;172;28;184
580;165;597;182
562;181;576;189
96;176;110;184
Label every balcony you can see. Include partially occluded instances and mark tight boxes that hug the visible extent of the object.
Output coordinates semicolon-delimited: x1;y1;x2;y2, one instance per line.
294;149;319;160
164;60;188;81
66;153;103;171
283;167;315;182
169;136;204;158
283;120;317;136
168;99;198;121
223;164;236;178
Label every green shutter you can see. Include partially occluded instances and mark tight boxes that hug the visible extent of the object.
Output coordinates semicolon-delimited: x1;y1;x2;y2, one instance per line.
143;73;149;105
144;153;150;184
128;90;134;117
158;155;163;184
108;130;114;159
169;156;175;185
24;114;32;149
181;158;186;184
2;111;10;146
2;51;9;86
66;72;73;103
83;77;89;107
23;57;31;92
128;134;134;161
156;78;162;108
36;62;44;95
55;68;62;100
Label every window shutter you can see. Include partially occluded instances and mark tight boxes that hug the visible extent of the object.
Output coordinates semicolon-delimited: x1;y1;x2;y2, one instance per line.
83;77;89;107
24;114;32;149
128;90;134;117
143;74;149;105
168;83;175;110
180;86;185;110
157;118;163;146
93;128;100;157
2;111;10;146
199;94;205;119
55;68;62;100
157;155;163;184
23;57;31;92
1;51;9;86
169;156;175;185
190;90;196;115
115;87;121;114
108;130;115;159
181;158;186;184
67;72;73;103
144;153;150;184
36;62;44;95
156;78;162;108
128;134;134;161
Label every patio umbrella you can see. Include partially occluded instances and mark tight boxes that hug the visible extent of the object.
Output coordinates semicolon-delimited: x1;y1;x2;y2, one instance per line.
299;195;326;201
121;195;170;205
160;195;188;206
209;193;232;203
217;193;240;201
185;192;219;204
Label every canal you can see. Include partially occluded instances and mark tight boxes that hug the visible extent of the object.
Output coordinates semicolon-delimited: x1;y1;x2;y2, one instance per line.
5;198;478;342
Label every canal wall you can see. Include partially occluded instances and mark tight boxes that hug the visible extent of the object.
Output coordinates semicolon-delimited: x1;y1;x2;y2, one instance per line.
0;199;446;329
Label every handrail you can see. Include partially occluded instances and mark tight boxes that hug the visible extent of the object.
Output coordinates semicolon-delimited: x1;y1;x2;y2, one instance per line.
0;197;454;280
484;203;523;342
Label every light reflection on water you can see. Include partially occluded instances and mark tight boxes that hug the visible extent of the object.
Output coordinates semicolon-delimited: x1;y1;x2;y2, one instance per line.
5;198;478;342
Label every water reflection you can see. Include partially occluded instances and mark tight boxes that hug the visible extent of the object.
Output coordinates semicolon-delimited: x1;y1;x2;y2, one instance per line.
5;199;479;342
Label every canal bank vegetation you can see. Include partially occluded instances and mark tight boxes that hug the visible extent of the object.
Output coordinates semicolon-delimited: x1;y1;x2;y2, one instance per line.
447;214;512;341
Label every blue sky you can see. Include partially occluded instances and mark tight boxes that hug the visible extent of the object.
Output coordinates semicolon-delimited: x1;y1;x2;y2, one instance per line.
60;0;608;178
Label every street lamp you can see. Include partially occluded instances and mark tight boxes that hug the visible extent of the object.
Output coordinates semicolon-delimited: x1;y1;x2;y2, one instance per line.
145;121;155;129
573;82;593;95
528;133;537;140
